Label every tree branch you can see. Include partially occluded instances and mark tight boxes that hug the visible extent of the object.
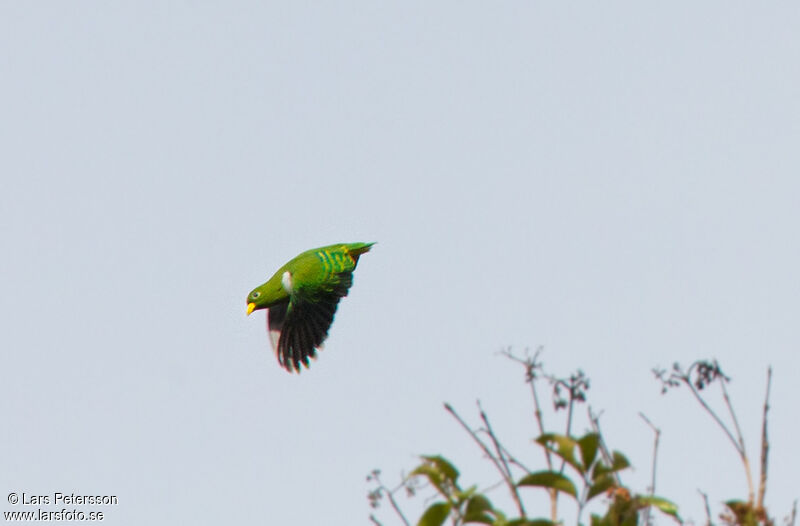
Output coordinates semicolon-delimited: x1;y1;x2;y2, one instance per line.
500;346;558;521
757;367;772;510
369;471;411;526
588;407;620;486
639;412;661;526
682;364;743;456
718;374;754;503
699;490;714;526
444;402;526;518
478;400;527;517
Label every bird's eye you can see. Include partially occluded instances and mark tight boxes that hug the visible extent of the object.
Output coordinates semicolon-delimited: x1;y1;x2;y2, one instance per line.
252;291;261;299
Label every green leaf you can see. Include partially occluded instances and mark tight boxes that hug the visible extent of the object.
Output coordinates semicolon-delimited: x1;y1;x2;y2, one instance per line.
586;474;616;501
462;512;494;525
463;494;494;524
417;502;452;526
412;456;461;497
621;511;638;526
517;470;578;499
535;434;583;473
610;452;630;471
492;508;508;523
638;496;681;522
411;465;445;493
456;485;478;502
723;501;757;526
593;451;630;479
577;433;600;470
507;520;558;526
465;494;492;515
421;455;460;484
725;500;748;508
590;514;605;526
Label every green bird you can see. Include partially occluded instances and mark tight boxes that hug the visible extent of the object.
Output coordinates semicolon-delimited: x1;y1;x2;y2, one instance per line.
246;242;375;373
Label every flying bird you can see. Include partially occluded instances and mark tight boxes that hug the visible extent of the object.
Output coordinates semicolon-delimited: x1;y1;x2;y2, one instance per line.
246;242;375;373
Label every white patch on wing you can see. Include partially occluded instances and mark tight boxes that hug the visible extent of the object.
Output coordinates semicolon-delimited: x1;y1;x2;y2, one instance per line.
266;304;287;358
268;327;280;353
281;271;293;294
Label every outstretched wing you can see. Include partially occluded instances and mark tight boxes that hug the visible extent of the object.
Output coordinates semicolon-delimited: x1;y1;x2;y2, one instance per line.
266;273;353;373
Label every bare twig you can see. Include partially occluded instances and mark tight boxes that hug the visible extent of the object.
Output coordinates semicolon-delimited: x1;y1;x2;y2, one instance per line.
500;347;558;521
500;346;550;452
549;376;578;437
665;361;755;502
368;471;411;526
720;376;747;454
549;370;590;476
719;375;755;503
757;367;772;510
564;381;575;439
478;401;513;480
588;407;620;486
528;348;552;467
478;400;527;517
787;499;797;526
444;402;526;518
479;479;506;495
683;363;743;455
639;412;661;526
386;490;410;526
699;490;714;526
480;433;532;473
369;514;383;526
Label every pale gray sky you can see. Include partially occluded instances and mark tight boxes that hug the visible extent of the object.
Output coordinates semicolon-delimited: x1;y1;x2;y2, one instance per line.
2;2;798;525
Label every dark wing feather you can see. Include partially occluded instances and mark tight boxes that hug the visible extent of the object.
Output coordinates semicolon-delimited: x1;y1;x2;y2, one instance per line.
276;294;342;373
269;272;354;373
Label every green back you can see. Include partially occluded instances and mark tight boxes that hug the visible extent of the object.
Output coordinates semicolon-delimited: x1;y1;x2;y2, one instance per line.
286;243;374;294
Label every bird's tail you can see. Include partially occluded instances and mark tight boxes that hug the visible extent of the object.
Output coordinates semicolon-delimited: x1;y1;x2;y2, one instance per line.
346;242;375;264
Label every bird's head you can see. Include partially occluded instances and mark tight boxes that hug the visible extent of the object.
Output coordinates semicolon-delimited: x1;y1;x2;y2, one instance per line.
246;274;289;315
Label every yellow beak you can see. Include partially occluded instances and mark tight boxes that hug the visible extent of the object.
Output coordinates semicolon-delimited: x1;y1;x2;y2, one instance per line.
246;302;255;316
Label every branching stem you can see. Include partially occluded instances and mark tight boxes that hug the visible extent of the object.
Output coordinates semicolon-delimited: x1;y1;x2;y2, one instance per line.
677;361;754;501
501;347;558;520
444;402;526;518
370;471;410;526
